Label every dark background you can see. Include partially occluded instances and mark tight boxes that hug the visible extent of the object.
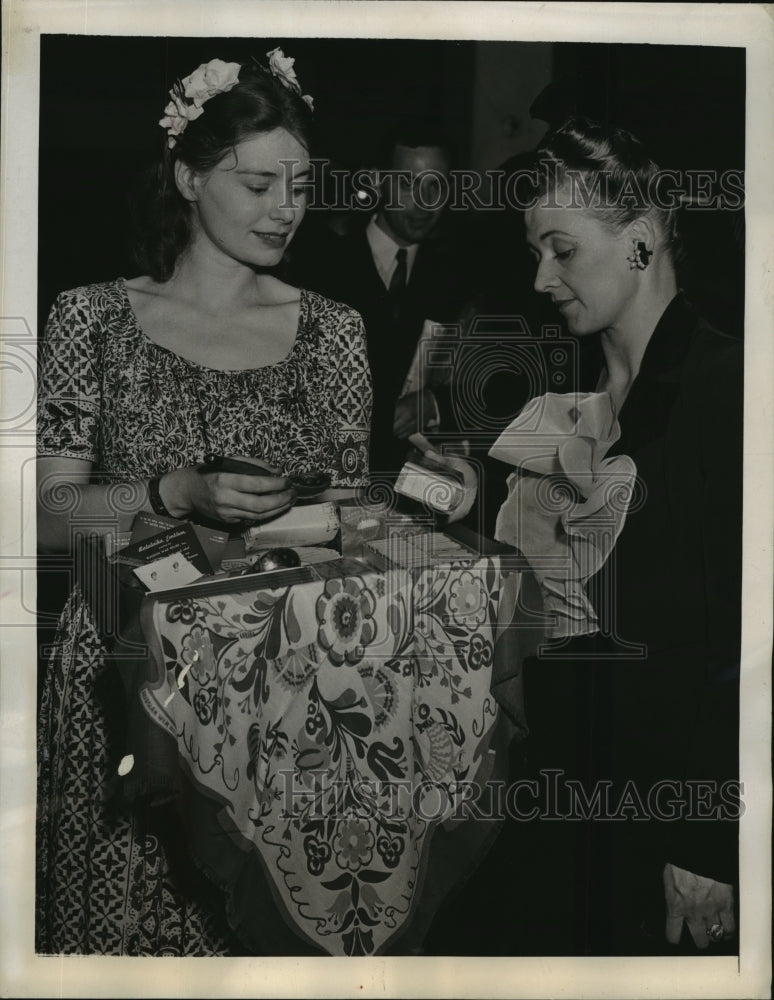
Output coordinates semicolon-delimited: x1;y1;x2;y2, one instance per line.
36;36;746;688
38;36;745;333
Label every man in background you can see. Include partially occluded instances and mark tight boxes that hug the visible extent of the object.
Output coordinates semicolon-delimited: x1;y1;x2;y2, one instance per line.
290;118;475;475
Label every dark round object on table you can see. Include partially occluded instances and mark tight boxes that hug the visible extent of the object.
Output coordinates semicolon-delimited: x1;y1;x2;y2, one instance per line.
288;471;331;499
257;547;302;572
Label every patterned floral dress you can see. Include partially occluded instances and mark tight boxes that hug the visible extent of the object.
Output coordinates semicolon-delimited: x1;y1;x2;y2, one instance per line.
35;279;372;955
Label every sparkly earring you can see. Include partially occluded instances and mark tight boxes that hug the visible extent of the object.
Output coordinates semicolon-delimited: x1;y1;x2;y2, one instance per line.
627;240;652;270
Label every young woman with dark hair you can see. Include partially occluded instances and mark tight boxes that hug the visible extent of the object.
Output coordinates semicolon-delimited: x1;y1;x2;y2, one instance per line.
35;51;371;955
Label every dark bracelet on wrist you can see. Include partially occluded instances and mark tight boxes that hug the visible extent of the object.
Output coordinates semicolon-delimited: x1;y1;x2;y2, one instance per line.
147;475;172;517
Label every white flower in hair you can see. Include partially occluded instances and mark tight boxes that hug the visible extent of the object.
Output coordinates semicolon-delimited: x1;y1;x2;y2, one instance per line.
265;48;314;111
183;58;241;107
159;94;204;147
266;47;300;91
159;58;241;148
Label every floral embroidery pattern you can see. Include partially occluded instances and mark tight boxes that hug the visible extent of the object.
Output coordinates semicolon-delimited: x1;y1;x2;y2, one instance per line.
316;577;377;666
141;559;509;956
180;625;215;681
468;633;493;671
166;599;203;626
333;818;374;871
448;570;489;626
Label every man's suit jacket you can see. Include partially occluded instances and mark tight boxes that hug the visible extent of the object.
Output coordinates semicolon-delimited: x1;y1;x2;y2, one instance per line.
288;220;474;474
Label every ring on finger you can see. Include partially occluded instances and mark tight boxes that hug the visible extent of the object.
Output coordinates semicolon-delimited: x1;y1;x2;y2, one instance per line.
707;922;725;942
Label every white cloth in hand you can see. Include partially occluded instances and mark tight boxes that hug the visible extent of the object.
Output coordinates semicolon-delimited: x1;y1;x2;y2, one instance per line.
488;393;637;638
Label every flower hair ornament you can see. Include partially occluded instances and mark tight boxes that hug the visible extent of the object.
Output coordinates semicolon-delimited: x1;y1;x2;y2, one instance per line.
159;49;314;149
159;58;240;148
265;47;315;112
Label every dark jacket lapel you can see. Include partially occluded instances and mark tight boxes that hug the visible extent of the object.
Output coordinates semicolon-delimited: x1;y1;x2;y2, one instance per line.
610;292;696;457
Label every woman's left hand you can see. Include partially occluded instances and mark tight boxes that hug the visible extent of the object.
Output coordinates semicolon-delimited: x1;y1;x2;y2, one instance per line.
663;863;736;948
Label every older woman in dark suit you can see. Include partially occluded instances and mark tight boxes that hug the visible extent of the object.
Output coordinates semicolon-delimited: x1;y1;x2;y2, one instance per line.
425;117;742;956
525;117;742;954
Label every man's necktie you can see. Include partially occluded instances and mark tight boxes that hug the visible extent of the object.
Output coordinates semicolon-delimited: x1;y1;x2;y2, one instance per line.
388;248;407;324
388;247;407;299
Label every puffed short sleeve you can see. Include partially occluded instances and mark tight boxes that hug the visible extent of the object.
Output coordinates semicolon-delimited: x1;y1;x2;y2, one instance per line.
37;288;103;462
330;306;372;487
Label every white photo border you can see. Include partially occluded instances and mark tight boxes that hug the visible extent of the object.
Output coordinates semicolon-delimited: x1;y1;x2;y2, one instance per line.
1;2;772;998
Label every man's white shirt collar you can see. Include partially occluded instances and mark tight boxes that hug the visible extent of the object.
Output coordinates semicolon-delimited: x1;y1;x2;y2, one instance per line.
366;215;420;288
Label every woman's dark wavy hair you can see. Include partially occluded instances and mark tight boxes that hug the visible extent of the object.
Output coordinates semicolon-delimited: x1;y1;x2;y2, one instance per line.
529;116;683;265
132;59;315;282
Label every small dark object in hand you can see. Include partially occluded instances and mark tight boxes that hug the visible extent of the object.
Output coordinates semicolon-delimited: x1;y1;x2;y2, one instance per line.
256;547;301;572
201;456;330;499
201;455;271;477
287;471;331;499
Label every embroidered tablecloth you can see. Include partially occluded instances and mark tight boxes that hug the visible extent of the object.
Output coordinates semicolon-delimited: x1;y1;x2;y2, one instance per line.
133;556;538;955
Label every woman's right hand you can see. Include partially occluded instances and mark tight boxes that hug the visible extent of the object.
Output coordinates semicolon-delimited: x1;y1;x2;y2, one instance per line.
162;457;296;525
